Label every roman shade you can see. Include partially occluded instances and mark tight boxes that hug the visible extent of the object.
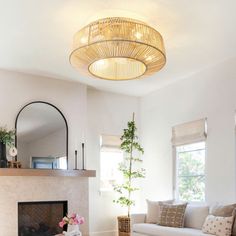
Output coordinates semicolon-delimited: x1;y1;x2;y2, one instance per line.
171;118;207;146
100;134;121;151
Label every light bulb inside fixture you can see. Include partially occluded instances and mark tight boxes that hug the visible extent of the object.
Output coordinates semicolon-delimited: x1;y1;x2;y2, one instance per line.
80;37;87;44
96;59;106;66
146;56;153;61
115;58;127;64
134;32;142;39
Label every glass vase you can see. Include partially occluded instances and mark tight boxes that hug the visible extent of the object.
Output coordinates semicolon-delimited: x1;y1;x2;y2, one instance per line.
65;224;82;236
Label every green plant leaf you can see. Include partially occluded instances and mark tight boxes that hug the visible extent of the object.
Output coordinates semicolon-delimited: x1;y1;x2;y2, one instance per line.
113;113;145;217
0;126;15;146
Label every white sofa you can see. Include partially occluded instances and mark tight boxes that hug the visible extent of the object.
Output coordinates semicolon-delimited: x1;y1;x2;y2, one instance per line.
131;205;212;236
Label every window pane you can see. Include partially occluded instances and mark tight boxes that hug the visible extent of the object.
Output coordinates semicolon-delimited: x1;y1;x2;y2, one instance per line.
178;150;205;176
176;142;205;202
100;150;123;191
57;156;67;170
178;176;205;201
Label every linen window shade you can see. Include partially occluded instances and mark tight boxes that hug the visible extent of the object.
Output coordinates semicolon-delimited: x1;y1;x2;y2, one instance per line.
171;118;207;146
101;134;121;151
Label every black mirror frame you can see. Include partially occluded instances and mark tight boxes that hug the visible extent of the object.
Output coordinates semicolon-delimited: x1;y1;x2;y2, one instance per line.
15;101;69;170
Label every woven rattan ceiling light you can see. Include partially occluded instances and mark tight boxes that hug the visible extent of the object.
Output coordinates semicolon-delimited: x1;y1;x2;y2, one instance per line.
69;17;166;81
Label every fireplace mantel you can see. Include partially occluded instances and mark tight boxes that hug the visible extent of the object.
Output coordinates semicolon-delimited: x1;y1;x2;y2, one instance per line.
0;168;96;177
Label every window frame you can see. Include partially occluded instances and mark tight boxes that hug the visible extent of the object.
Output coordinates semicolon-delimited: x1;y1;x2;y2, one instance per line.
173;141;206;202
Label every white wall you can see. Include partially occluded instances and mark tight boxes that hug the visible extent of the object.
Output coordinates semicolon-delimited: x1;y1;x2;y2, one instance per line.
28;129;66;167
2;56;235;235
18;129;66;168
87;89;140;236
0;69;87;169
17;140;29;168
0;70;142;236
140;58;236;207
0;69;91;235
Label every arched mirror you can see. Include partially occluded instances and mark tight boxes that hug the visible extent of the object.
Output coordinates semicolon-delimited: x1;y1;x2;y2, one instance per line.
15;102;68;170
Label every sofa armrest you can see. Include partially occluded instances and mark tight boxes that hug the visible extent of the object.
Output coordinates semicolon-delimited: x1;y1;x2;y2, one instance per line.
130;213;146;226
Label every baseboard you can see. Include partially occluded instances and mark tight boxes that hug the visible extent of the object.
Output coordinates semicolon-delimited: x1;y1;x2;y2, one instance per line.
89;230;117;236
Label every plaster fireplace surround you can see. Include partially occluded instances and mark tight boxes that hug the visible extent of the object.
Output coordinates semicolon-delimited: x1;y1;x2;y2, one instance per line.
0;176;89;236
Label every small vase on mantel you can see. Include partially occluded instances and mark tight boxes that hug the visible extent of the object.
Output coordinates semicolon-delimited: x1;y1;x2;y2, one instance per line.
65;224;82;236
0;141;7;168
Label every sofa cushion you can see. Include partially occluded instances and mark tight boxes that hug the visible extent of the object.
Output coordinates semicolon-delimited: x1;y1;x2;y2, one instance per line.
184;205;209;229
202;215;234;236
158;203;187;228
210;203;236;236
133;223;212;236
210;203;236;217
146;199;173;223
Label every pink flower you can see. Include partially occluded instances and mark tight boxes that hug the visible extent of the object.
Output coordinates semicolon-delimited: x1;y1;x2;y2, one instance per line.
76;216;85;225
73;218;79;225
59;220;65;228
59;213;84;227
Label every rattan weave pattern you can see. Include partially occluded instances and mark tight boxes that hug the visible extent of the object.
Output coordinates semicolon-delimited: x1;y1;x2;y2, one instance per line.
70;17;166;80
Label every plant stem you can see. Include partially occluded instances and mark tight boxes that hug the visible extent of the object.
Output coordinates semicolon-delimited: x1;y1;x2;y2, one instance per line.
128;112;135;217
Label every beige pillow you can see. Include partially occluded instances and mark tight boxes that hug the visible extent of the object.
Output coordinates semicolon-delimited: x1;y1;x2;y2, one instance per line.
202;215;234;236
146;199;173;223
210;203;236;217
184;205;209;229
210;203;236;236
158;203;187;228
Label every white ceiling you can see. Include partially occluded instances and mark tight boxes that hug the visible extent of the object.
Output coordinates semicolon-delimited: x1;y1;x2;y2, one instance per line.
0;0;235;96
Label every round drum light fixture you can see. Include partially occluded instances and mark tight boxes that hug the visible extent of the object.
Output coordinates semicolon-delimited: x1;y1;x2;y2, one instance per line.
69;17;166;81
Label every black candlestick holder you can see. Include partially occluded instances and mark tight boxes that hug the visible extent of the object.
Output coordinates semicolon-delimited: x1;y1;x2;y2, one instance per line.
82;143;86;170
74;150;78;170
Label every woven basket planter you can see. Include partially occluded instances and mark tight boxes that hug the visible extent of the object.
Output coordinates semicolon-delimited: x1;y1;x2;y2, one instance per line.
117;216;130;236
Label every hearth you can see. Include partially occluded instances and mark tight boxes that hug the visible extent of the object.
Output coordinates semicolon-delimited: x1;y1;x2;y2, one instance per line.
18;201;67;236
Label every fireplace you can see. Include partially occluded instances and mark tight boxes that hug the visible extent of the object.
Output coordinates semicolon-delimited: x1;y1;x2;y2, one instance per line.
18;201;67;236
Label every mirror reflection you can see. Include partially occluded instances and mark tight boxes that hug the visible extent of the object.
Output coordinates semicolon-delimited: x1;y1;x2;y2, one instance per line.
16;102;68;169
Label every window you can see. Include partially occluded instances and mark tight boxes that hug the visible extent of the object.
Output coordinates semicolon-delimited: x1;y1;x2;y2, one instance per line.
100;149;123;191
31;156;67;169
57;156;67;170
175;142;206;201
172;118;207;202
100;135;123;191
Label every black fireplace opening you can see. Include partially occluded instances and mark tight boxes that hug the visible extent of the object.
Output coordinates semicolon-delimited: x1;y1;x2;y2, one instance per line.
18;201;68;236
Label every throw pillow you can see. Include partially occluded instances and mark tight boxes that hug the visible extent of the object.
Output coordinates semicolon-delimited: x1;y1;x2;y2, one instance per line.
158;203;187;228
202;215;234;236
146;199;173;223
184;205;209;229
210;203;236;236
210;203;236;217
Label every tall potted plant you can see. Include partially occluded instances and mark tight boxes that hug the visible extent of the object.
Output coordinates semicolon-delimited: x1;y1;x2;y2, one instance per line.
113;113;145;236
0;127;15;168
